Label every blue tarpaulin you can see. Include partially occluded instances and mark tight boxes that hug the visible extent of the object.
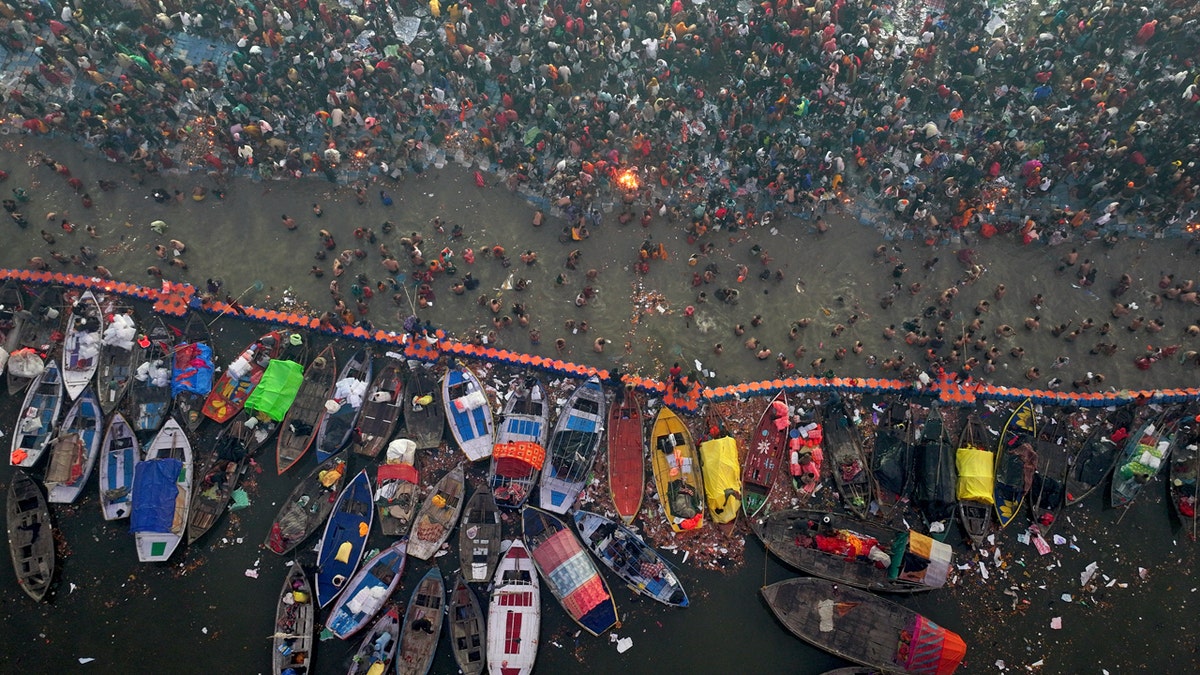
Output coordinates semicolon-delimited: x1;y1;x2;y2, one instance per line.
172;343;214;397
130;458;183;533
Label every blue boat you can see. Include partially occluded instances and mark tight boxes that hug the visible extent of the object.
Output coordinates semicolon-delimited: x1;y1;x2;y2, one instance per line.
325;538;408;639
522;506;619;637
45;387;103;504
315;469;374;607
573;509;689;607
539;376;607;513
10;361;63;468
442;366;495;462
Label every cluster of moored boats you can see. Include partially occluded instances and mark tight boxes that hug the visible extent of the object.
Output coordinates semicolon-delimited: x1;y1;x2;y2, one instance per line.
4;282;1198;674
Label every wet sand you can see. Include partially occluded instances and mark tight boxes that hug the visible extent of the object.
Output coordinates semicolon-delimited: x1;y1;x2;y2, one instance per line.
3;135;1199;395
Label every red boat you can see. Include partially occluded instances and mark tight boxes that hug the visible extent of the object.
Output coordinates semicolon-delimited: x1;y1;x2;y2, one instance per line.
606;392;645;524
201;330;283;424
742;391;790;518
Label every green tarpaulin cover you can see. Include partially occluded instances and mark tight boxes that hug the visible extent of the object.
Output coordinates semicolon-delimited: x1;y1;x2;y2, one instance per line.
245;359;304;421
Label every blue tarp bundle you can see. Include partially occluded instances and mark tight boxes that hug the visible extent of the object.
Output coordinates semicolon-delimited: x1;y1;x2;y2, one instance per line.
130;458;183;533
171;343;214;397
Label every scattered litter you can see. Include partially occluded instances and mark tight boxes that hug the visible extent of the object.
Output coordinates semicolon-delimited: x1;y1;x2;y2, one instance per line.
1080;562;1099;587
69;582;77;594
979;561;989;580
244;568;259;579
1138;567;1149;580
201;627;208;635
995;659;1006;670
1050;617;1062;630
1060;594;1073;603
617;637;633;653
230;489;251;511
1052;534;1067;546
78;658;95;664
1031;659;1044;667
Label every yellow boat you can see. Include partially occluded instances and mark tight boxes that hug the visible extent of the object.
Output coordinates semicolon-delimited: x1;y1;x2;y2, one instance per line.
650;407;705;532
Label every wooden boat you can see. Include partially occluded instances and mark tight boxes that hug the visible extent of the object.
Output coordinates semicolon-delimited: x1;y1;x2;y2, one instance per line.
443;366;495;462
539;376;606;513
376;438;421;537
7;284;62;395
397;566;445;675
607;391;645;524
352;356;405;457
315;348;373;462
44;387;102;503
99;412;140;520
347;604;401;675
573;509;688;607
650;406;705;532
403;364;445;450
315;468;373;607
490;375;550;510
1029;415;1072;531
1112;413;1178;509
6;470;54;601
265;453;349;556
171;313;214;432
0;277;25;353
448;574;487;675
326;538;408;639
823;394;874;518
1169;427;1198;537
872;400;914;507
995;398;1038;529
700;434;741;525
762;577;967;675
753;509;953;594
271;564;315;675
408;463;466;560
128;318;175;435
60;290;103;400
743;391;790;518
275;344;337;474
459;487;502;583
955;413;994;546
187;424;251;544
522;506;619;636
1063;408;1133;506
486;540;540;675
911;404;957;540
95;304;138;415
202;329;284;424
9;360;63;468
131;418;192;562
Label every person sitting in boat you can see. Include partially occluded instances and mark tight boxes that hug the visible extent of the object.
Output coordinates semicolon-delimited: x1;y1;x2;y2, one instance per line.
668;479;699;519
412;616;435;634
813;524;892;568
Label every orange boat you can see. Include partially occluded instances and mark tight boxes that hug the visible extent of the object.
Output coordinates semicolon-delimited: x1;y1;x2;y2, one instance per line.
201;330;283;424
606;392;645;524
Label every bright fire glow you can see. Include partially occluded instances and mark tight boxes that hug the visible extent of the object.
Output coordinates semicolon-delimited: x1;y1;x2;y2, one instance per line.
616;170;639;191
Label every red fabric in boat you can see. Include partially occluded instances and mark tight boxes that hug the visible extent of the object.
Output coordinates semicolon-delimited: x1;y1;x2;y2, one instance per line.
561;575;607;619
377;462;418;484
532;529;580;570
504;611;523;653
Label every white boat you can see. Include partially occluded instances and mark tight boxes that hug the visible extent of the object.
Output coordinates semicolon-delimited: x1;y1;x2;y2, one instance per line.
443;367;495;462
61;290;103;400
131;418;192;562
9;361;63;468
44;387;102;504
99;411;141;520
486;540;540;675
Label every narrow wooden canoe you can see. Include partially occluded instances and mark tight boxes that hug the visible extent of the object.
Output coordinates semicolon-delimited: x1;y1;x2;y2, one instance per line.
573;509;688;607
397;566;445;675
347;604;400;675
131;418;192;562
44;387;102;504
99;412;140;521
315;469;373;607
955;413;994;546
459;487;502;583
271;564;315;675
1112;413;1178;509
486;540;540;675
490;375;550;510
0;277;25;353
352;357;405;457
187;425;250;544
6;469;54;601
650;406;705;532
202;330;283;424
128;318;175;436
275;344;337;474
408;463;466;561
171;313;214;433
376;438;421;537
404;365;445;450
7;284;62;396
9;360;63;468
443;366;495;462
448;574;487;675
607;392;645;524
754;509;953;594
995;399;1038;529
762;577;967;675
1169;429;1199;536
61;290;103;401
325;538;408;640
743;391;789;518
1063;408;1132;507
314;348;373;462
95;305;137;415
540;376;606;513
265;453;349;556
911;404;957;540
823;394;874;518
522;506;619;636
